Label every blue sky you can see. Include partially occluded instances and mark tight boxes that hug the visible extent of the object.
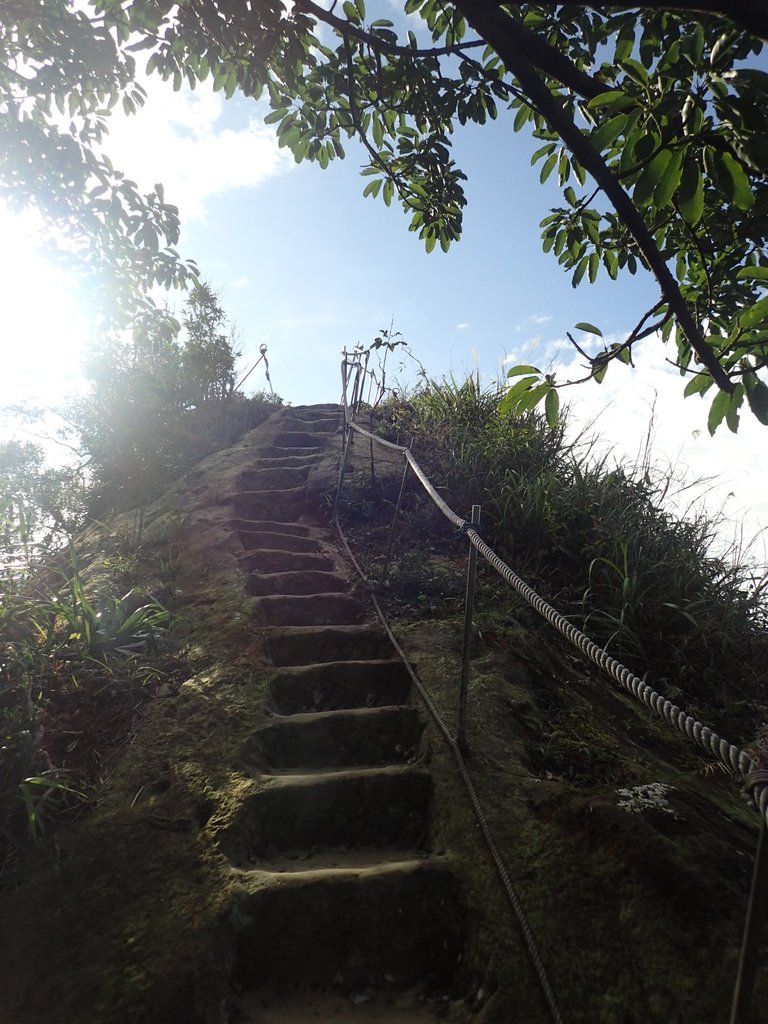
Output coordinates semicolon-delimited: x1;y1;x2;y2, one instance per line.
0;52;765;559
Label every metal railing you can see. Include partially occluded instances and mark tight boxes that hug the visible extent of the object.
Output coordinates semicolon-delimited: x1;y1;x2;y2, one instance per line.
335;356;768;1024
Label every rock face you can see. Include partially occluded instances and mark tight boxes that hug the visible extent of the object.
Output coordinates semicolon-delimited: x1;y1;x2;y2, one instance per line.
0;405;489;1024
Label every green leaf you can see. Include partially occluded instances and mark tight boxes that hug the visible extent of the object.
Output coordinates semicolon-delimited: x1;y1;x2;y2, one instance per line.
539;152;558;184
591;114;628;153
572;255;589;287
587;91;634;113
342;1;359;21
506;364;541;377
516;382;550;414
678;162;704;225
726;384;744;433
513;104;531;132
620;58;649;87
588;250;600;283
633;149;672;206
545;387;560;427
739;295;768;330
737;266;768;283
653;149;684;208
683;372;713;397
745;373;768;424
574;322;603;337
707;388;730;435
721;152;755;210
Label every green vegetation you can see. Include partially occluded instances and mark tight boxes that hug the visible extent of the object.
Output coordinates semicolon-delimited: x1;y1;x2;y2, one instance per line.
66;283;282;513
346;375;768;721
0;499;177;881
3;3;768;425
0;285;281;882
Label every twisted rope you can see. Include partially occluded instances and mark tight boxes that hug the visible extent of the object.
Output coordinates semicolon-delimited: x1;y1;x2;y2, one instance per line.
334;517;566;1024
342;413;768;829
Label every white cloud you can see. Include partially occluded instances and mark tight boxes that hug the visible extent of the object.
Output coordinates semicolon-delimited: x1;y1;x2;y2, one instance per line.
514;313;554;333
549;332;768;560
456;322;470;331
103;79;293;221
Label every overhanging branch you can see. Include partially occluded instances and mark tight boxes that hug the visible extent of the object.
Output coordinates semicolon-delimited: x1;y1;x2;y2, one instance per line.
515;1;768;42
456;0;734;393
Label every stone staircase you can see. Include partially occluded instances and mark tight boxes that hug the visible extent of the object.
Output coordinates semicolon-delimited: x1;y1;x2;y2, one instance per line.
217;405;470;1022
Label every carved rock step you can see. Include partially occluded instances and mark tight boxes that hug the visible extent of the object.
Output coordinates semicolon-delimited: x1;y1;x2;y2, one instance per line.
278;416;340;434
257;453;323;468
230;859;462;989
268;660;411;713
245;706;424;771
270;430;334;448
233;487;309;522
256;448;321;464
218;766;432;864
240;548;335;573
247;570;350;597
232;518;318;537
234;986;471;1024
267;626;397;666
258;593;365;627
238;531;324;555
237;466;311;490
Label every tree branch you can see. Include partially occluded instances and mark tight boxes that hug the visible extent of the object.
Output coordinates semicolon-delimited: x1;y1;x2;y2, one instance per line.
456;0;734;393
516;1;768;42
292;0;486;58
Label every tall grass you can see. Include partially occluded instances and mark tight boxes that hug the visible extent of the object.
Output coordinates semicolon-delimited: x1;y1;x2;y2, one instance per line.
370;375;768;712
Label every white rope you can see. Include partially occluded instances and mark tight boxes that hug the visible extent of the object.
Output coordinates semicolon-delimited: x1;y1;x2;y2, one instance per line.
343;413;768;828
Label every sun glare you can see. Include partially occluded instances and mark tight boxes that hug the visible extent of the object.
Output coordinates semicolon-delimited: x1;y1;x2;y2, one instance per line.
0;205;88;416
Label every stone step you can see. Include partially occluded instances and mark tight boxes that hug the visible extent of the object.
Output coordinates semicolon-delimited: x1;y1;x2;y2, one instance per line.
279;417;340;434
258;593;365;627
257;453;323;468
218;766;432;864
246;847;429;874
232;518;318;537
238;466;311;489
271;431;334;448
240;549;335;573
233;488;309;521
267;626;396;666
268;660;412;714
258;445;324;460
247;570;350;597
239;531;324;554
230;858;463;989
233;986;470;1024
245;706;424;771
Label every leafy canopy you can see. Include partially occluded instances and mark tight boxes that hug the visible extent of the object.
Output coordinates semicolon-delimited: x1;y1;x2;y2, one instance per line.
2;1;768;429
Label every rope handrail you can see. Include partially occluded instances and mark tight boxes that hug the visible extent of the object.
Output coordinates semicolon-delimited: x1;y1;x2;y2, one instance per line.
334;517;566;1024
342;410;768;829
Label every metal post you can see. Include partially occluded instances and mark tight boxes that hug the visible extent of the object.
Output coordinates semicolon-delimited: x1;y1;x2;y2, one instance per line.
457;505;481;755
333;422;353;519
730;817;768;1024
381;456;409;584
